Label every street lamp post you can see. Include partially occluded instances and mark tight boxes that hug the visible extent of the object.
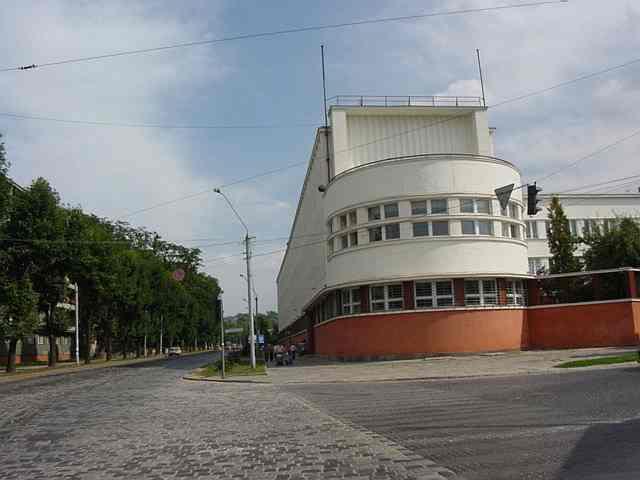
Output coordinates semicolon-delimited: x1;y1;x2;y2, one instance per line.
214;188;256;369
74;283;80;365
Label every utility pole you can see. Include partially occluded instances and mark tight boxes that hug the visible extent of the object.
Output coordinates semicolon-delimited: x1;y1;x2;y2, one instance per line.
244;234;256;369
219;298;225;379
214;187;257;369
74;283;79;366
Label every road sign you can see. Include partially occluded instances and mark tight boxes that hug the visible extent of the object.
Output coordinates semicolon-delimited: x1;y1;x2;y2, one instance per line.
225;328;242;334
495;183;515;211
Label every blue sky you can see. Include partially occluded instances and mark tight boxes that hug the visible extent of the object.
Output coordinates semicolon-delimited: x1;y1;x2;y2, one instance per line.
2;0;640;314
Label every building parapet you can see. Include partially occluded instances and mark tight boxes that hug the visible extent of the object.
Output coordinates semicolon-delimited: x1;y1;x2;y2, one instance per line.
329;95;484;108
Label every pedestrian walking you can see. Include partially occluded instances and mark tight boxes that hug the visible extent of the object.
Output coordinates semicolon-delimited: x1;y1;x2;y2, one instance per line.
289;343;297;363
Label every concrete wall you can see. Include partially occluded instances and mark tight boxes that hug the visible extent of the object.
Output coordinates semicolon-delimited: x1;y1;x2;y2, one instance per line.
313;308;527;359
527;300;640;349
277;129;330;330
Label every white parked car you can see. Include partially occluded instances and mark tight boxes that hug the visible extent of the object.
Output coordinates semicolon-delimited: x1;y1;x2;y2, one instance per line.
167;347;182;358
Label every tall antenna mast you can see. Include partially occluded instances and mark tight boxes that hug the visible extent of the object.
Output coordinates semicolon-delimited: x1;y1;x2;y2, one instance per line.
476;48;486;108
321;45;331;183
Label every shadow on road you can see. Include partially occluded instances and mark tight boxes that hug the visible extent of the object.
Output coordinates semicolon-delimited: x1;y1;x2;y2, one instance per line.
554;417;640;479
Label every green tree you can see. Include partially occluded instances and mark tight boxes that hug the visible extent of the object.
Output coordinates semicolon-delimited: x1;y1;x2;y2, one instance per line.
0;278;40;373
5;178;71;367
547;196;581;274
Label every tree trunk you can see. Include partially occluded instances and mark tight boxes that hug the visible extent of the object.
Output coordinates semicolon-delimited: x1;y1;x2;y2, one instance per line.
48;334;57;367
106;333;112;361
82;313;91;365
6;338;18;373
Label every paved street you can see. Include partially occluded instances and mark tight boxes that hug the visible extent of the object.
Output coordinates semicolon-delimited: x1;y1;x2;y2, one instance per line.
286;367;640;479
0;353;453;480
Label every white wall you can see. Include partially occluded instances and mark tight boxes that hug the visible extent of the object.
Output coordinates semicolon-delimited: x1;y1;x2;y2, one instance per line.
324;154;528;287
524;194;640;269
330;106;490;175
276;130;329;330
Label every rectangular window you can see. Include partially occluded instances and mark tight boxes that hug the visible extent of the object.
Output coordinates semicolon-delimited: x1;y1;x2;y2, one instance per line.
368;206;381;221
370;284;403;311
569;219;578;236
478;220;493;235
476;199;491;214
339;214;348;230
340;234;348;249
342;288;361;314
432;221;449;236
348;210;357;226
368;226;382;242
464;279;498;306
413;222;429;237
415;281;433;308
582;219;591;236
510;224;520;239
349;231;358;247
509;204;520;219
411;200;428;215
384;203;399;218
506;280;525;306
526;221;538;239
461;199;475;213
385;223;400;240
431;198;447;214
327;220;333;234
462;220;476;235
436;280;454;306
327;238;334;254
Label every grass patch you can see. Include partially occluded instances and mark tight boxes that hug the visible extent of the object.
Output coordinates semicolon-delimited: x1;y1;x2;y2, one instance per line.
199;358;266;378
555;352;640;369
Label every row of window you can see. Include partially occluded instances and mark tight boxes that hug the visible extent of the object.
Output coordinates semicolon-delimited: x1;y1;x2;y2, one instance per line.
525;218;638;239
328;220;524;253
329;198;522;233
334;279;526;318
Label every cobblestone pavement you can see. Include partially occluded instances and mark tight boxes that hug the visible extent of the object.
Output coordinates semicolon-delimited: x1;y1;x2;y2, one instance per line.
286;367;640;479
0;353;456;479
268;347;638;384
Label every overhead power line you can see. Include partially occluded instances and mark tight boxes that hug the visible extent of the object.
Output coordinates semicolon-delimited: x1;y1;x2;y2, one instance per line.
1;1;567;73
557;173;640;194
0;111;317;130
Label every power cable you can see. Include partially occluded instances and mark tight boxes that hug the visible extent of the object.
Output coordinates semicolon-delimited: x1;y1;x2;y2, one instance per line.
1;1;567;73
556;173;640;194
0;111;317;130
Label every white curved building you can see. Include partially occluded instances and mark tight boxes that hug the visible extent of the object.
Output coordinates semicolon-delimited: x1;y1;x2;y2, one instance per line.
277;97;533;359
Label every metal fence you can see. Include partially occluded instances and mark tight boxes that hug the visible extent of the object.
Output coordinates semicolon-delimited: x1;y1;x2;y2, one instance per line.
329;95;484;108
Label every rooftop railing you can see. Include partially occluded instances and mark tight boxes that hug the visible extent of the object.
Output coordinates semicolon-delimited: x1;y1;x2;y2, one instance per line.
329;95;484;108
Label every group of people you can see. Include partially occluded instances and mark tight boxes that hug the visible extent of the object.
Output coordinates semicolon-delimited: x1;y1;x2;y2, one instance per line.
264;343;297;364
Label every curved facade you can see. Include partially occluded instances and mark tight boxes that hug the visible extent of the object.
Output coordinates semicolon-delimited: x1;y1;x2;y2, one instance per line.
277;100;531;359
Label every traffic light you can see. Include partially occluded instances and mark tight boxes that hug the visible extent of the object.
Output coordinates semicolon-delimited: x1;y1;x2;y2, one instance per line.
527;183;543;216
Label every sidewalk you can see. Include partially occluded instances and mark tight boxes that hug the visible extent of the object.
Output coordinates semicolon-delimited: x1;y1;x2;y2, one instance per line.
0;350;210;384
266;346;639;384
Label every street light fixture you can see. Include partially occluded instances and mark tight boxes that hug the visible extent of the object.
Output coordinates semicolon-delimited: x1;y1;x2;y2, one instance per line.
214;188;257;369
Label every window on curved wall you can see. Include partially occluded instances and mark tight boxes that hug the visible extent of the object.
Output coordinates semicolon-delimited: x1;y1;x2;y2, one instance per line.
327;238;334;254
340;234;348;249
461;198;491;214
506;280;525;305
368;206;381;221
348;210;358;226
384;203;399;218
342;288;361;314
464;279;498;306
370;284;403;311
385;223;400;240
349;231;358;247
369;226;382;242
432;220;450;236
339;214;348;230
411;200;428;215
415;280;454;308
430;199;448;215
413;222;430;237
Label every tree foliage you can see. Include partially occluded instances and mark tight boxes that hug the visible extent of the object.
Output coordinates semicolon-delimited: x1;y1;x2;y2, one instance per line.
0;134;222;368
547;196;581;274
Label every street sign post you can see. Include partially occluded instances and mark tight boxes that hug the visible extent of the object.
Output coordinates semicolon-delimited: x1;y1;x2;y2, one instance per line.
225;328;243;334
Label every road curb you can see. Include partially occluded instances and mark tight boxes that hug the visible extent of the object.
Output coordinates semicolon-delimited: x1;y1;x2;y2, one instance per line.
182;375;271;384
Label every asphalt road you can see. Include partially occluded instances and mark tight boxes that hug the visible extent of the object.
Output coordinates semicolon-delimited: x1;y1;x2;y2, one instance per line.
285;367;640;480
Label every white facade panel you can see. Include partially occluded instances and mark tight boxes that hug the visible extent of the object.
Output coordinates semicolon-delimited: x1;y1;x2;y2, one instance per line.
277;130;329;330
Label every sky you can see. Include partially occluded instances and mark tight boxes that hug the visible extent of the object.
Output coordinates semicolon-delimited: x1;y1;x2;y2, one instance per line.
1;0;640;316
